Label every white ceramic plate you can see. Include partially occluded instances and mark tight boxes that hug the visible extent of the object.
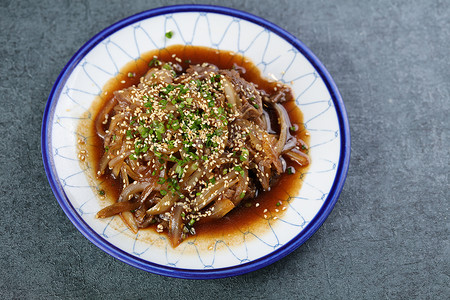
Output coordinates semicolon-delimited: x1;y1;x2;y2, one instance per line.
42;5;350;279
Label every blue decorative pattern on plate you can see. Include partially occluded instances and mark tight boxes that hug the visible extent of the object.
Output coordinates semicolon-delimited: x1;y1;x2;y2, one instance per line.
42;5;350;279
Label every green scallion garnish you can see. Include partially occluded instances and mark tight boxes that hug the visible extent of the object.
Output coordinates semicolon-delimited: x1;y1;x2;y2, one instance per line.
165;31;173;39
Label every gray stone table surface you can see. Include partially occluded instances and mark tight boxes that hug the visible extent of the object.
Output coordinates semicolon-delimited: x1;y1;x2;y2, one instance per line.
0;0;448;299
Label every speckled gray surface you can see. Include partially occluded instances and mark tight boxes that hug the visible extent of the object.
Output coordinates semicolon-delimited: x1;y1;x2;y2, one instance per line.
0;0;448;299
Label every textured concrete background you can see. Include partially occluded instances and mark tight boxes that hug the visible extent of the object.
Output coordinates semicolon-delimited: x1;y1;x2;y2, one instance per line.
0;0;448;299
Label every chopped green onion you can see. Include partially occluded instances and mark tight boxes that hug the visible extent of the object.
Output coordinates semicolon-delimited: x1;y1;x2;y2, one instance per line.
175;164;183;178
138;125;149;138
126;130;133;139
165;31;173;39
162;64;173;70
240;148;249;161
160;190;167;196
149;57;160;67
172;120;180;130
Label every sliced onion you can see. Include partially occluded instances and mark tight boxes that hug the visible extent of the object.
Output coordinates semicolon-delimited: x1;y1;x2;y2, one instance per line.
137;215;156;228
108;150;132;168
183;161;199;179
282;137;298;154
96;201;140;218
118;181;151;202
120;211;138;234
191;171;239;210
139;178;157;203
146;193;177;215
248;125;282;173
122;165;142;181
273;103;290;156
168;205;184;248
183;169;202;190
112;162;122;178
284;148;310;166
120;166;129;187
257;160;271;191
206;199;235;220
95;98;117;139
223;77;240;111
98;152;110;175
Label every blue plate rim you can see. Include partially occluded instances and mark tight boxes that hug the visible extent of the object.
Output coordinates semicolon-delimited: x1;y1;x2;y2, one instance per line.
41;4;350;279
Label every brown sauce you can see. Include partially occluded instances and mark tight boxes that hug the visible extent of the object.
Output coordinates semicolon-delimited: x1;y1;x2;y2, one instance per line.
78;45;309;244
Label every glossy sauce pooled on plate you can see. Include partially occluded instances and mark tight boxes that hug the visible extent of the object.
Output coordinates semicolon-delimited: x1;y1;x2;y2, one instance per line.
78;45;310;246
